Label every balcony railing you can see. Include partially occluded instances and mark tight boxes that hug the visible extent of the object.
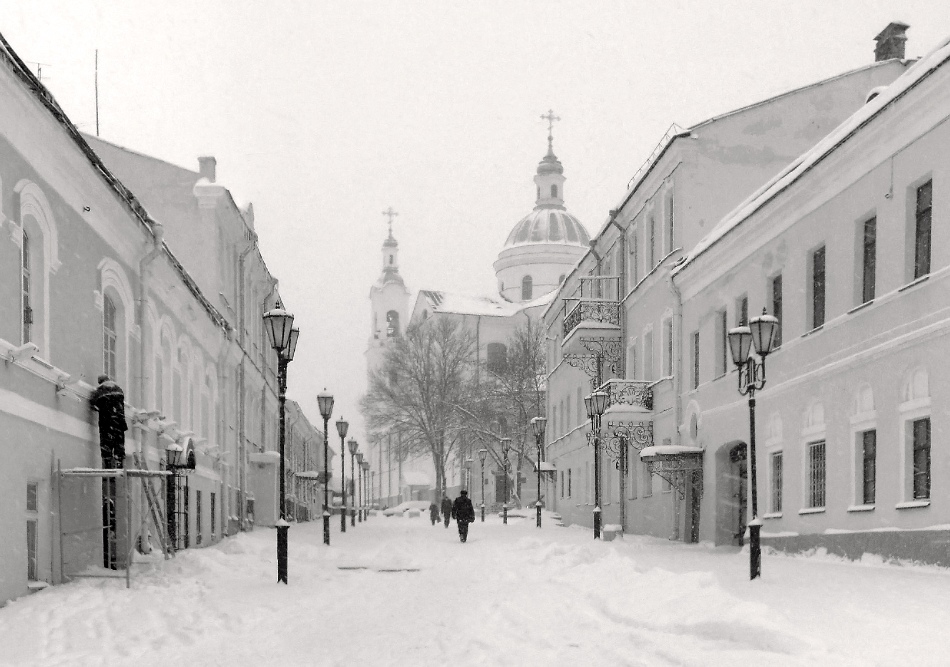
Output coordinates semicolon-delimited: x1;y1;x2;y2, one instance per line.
562;300;622;337
596;379;653;412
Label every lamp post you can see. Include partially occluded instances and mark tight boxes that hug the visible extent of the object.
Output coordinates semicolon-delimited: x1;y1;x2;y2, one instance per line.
531;416;547;528
356;452;364;522
462;458;473;492
584;390;609;540
263;308;298;583
347;438;358;526
361;460;371;519
336;417;349;533
501;438;511;525
164;442;186;552
317;390;334;546
478;448;488;522
728;308;780;581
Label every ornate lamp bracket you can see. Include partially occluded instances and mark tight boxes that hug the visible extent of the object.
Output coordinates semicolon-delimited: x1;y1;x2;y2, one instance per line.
564;336;622;388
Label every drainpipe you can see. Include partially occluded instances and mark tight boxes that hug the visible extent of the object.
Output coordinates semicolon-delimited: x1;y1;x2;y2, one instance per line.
137;221;165;455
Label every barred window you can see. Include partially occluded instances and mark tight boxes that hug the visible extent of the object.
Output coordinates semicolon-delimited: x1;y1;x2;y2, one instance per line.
914;181;932;279
807;440;826;508
770;452;783;513
913;418;931;500
862;430;876;505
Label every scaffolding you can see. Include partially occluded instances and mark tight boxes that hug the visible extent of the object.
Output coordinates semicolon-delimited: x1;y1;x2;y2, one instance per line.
56;462;171;589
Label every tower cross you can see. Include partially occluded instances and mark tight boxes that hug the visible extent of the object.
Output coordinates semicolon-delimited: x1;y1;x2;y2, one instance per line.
382;207;398;237
541;109;561;151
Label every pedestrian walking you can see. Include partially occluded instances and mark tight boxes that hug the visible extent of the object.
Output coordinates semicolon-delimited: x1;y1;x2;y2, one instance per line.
451;489;476;543
440;494;452;528
429;501;439;526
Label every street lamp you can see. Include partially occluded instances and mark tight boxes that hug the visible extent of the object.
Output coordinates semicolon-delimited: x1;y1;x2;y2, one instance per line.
728;308;780;581
501;437;511;525
163;441;191;552
478;448;488;522
462;458;473;492
263;308;297;583
347;438;358;526
317;389;334;546
336;417;349;534
531;416;547;528
356;452;364;522
584;390;609;540
361;460;371;519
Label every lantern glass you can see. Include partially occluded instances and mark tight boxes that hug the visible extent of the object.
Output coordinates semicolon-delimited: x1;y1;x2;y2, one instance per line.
317;389;334;420
263;308;294;352
749;311;780;357
584;394;595;419
592;390;609;416
166;442;183;467
478;448;488;463
531;416;547;439
501;437;511;456
728;326;752;366
356;452;364;465
347;437;358;455
336;417;349;439
283;326;300;361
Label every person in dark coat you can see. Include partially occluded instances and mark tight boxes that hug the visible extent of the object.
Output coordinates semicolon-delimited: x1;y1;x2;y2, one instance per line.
90;374;127;469
440;494;453;528
429;501;439;526
451;489;476;543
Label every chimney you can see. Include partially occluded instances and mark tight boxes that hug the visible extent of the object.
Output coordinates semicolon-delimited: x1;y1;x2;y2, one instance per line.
874;22;909;62
198;156;217;182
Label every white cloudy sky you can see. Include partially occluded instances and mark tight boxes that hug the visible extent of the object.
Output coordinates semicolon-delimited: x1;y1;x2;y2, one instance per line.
4;1;948;444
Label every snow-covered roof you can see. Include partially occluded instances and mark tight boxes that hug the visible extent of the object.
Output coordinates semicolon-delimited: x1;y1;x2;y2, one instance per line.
639;445;704;458
402;472;430;486
675;36;950;274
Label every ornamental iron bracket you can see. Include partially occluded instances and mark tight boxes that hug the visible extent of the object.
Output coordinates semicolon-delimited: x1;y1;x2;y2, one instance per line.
564;336;623;388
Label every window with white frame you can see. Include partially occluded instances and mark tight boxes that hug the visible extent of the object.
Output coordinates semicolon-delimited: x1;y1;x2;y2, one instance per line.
770;452;783;513
913;180;932;280
912;418;931;500
809;245;826;329
899;367;931;504
26;482;39;581
662;316;673;377
860;216;876;304
850;384;876;507
807;440;826;508
691;330;700;390
647;214;656;269
665;190;674;254
715;309;728;377
21;230;32;345
860;430;876;505
103;296;117;379
736;294;748;327
771;274;783;348
629;224;639;286
568;468;572;497
642;327;654;382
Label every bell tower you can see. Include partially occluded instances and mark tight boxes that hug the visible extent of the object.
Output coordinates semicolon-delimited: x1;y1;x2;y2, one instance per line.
367;208;410;381
534;109;566;210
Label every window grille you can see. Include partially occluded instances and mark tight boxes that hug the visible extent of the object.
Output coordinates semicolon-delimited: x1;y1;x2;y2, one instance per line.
771;452;783;513
103;296;117;379
21;231;32;344
691;331;700;390
913;418;931;499
808;440;826;508
862;218;877;303
915;181;932;279
812;247;826;329
862;430;876;505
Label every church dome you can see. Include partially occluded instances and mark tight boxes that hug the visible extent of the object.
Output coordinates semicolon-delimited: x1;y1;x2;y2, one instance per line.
504;208;590;248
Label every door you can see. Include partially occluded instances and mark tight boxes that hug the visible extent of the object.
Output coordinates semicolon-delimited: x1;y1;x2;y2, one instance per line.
686;469;702;543
729;444;748;546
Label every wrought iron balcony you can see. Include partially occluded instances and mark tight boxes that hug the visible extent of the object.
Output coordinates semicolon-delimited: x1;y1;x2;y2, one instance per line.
596;379;653;415
562;300;622;338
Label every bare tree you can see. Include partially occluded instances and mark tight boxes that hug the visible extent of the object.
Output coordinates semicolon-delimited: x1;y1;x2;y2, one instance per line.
361;318;476;497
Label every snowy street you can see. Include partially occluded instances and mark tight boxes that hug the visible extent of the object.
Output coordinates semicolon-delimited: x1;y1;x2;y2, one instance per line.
2;513;950;666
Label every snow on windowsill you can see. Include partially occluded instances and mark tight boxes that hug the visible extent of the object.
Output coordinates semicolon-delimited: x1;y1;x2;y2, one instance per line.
762;512;782;520
847;504;875;513
895;500;931;510
798;507;825;515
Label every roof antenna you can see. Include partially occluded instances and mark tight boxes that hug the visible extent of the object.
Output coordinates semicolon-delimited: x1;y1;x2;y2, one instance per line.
95;49;100;136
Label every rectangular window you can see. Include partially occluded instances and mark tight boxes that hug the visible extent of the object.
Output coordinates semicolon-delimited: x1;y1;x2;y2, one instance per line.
691;331;700;390
736;295;748;326
103;297;117;380
861;429;876;505
914;180;932;279
210;492;217;540
560;471;564;498
770;452;783;513
665;192;674;254
862;217;877;303
715;310;728;377
21;231;32;345
630;225;639;286
913;418;931;500
662;318;673;377
196;490;203;546
567;468;572;498
643;329;654;382
647;216;656;269
808;440;826;508
26;482;38;581
811;246;826;329
771;274;783;348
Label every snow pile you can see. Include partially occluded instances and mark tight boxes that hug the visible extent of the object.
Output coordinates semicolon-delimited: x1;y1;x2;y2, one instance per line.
2;515;950;665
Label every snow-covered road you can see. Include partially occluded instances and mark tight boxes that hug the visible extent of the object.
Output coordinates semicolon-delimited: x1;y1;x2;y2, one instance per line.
3;512;950;666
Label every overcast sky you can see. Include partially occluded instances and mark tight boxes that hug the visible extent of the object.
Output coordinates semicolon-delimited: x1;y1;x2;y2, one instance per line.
5;1;948;446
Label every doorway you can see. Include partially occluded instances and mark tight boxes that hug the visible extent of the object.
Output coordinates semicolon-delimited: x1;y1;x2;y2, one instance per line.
728;444;748;546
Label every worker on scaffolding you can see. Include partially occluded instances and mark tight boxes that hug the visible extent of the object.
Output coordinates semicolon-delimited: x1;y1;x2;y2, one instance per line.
91;374;128;469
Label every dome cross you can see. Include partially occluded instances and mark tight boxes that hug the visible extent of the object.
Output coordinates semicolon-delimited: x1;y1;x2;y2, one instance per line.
382;207;398;237
541;109;561;152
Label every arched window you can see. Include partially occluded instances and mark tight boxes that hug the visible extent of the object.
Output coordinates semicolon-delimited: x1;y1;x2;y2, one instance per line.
386;310;400;337
21;230;32;344
487;343;508;374
521;275;533;301
551;184;558;198
103;296;117;379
